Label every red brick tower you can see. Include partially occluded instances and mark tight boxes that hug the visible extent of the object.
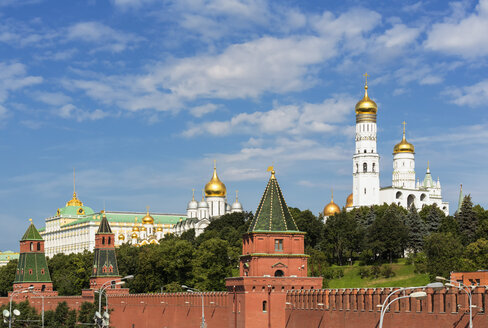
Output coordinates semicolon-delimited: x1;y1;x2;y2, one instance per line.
90;214;122;290
226;168;322;328
12;220;57;295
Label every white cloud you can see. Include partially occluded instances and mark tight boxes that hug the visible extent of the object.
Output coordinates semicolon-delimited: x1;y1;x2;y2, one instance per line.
447;79;488;107
425;0;488;58
66;22;141;52
183;95;355;137
111;0;156;8
190;103;219;117
33;91;72;106
376;24;421;49
56;104;110;122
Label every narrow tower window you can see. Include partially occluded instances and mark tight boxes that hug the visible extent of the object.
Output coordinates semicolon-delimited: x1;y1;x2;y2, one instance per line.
363;163;367;172
263;301;267;312
372;163;376;172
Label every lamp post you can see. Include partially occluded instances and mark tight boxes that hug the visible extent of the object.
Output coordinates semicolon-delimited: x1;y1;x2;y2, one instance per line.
378;283;443;328
182;285;206;328
95;275;133;328
437;276;475;328
7;286;34;328
378;291;427;328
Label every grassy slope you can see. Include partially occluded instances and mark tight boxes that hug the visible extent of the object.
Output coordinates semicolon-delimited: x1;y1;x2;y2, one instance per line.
327;259;430;288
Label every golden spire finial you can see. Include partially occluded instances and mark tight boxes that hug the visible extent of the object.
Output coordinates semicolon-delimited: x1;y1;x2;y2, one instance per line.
331;188;334;202
267;166;275;179
202;189;205;201
73;167;76;194
29;218;32;223
214;159;216;170
427;160;430;170
146;205;150;215
192;188;195;201
135;217;138;223
363;72;369;96
236;190;239;201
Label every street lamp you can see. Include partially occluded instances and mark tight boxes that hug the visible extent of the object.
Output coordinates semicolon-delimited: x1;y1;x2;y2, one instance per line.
378;291;427;328
437;276;475;328
182;285;206;328
95;275;133;328
378;283;443;328
6;286;34;328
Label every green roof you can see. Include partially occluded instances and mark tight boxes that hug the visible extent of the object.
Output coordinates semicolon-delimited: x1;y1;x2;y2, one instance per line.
248;171;300;233
14;253;52;283
58;205;95;217
21;223;44;241
92;249;120;278
56;211;186;229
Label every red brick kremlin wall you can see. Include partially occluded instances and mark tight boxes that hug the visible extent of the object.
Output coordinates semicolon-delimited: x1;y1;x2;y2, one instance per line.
0;286;487;327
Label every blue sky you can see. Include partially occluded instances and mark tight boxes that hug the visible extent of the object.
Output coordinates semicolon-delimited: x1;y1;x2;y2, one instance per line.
1;0;487;250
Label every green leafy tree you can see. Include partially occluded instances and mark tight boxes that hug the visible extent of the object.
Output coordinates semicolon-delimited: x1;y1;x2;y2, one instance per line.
455;195;478;245
367;205;408;263
291;208;325;249
192;238;234;291
0;259;17;296
405;206;427;253
0;300;40;328
322;212;360;265
462;238;488;271
439;215;459;235
77;302;97;326
48;251;93;296
424;233;463;280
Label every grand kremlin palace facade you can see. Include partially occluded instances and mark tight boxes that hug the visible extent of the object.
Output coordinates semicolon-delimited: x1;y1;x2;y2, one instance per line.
39;164;243;258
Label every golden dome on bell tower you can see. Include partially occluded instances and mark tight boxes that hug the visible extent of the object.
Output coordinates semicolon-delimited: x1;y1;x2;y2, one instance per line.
355;73;377;120
204;161;226;197
393;121;415;154
323;190;341;217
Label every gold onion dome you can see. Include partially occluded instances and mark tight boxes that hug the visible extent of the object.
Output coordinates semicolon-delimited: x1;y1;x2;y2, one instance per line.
131;232;138;239
118;234;125;240
132;218;140;231
346;193;353;208
141;226;147;231
142;208;154;225
393;122;415;154
355;74;377;115
156;226;163;232
204;161;226;197
323;191;341;217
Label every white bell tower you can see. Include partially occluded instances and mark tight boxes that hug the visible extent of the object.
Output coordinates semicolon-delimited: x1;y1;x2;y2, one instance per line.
352;74;380;207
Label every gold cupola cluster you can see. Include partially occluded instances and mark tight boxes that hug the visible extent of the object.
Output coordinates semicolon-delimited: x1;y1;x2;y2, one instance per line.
355;73;377;123
204;161;226;197
323;190;341;217
393;122;415;154
345;193;353;208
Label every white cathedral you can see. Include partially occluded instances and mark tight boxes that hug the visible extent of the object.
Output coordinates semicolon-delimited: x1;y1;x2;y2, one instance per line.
323;78;449;217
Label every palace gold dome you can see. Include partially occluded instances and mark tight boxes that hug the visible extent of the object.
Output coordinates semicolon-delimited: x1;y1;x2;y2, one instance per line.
346;193;353;208
204;165;226;197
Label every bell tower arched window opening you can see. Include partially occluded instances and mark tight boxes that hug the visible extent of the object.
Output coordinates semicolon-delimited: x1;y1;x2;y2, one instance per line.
363;163;367;172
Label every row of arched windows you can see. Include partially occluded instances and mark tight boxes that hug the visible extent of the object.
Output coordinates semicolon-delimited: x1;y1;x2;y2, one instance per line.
356;163;376;173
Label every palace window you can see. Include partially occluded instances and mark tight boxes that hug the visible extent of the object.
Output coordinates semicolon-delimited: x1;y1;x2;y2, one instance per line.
363;163;367;172
262;301;267;312
274;239;283;251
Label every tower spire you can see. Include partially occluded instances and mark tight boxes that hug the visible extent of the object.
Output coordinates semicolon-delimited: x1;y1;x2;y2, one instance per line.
363;72;369;97
331;188;334;202
192;188;195;201
402;121;406;139
236;190;239;202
